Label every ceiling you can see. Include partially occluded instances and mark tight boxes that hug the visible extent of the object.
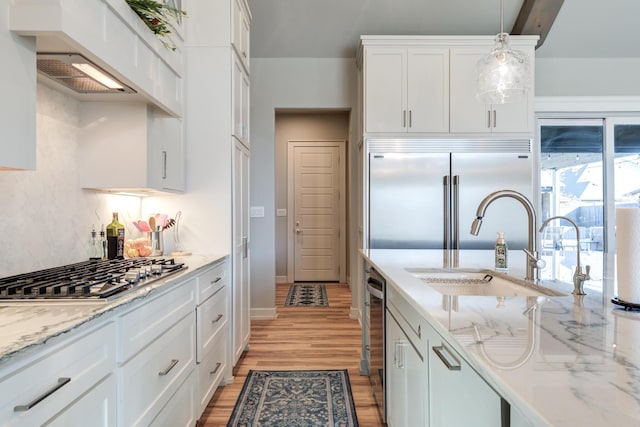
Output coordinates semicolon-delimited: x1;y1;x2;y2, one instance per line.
247;0;640;59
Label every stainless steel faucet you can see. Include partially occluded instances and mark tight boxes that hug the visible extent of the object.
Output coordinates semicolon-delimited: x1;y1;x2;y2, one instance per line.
470;190;544;282
539;216;590;295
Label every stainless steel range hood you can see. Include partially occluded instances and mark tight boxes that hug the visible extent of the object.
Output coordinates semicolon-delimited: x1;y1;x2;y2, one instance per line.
36;53;136;94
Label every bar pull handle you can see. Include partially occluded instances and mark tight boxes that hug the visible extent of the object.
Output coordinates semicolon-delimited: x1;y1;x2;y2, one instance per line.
493;110;497;128
452;175;460;268
432;344;461;371
212;314;224;324
408;110;412;128
14;377;71;412
162;150;167;179
210;362;222;376
243;236;248;258
211;276;222;284
443;175;451;267
487;110;491;128
158;359;179;376
402;110;407;128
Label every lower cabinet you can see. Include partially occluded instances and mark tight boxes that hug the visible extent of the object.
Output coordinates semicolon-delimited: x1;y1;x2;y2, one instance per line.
426;328;502;427
150;370;197;427
46;374;117;427
385;307;427;427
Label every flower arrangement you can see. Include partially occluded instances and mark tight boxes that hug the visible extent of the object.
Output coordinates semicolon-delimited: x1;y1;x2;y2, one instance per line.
125;0;187;50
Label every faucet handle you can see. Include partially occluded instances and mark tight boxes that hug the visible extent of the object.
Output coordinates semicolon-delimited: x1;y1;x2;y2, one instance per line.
584;265;591;279
523;249;546;269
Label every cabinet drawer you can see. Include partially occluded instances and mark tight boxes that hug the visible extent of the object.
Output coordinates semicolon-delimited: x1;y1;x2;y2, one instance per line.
0;321;115;427
119;311;195;427
196;284;228;362
46;374;116;427
118;279;196;362
196;333;227;416
196;260;228;304
387;284;425;345
150;370;196;427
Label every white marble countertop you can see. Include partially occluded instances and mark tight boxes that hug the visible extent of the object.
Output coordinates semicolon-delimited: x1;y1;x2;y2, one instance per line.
363;249;640;426
0;254;227;368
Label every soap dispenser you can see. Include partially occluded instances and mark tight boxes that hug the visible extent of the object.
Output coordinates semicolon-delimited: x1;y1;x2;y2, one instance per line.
495;231;508;272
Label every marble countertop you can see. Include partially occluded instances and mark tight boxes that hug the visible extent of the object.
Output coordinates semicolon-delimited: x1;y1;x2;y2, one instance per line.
363;249;640;426
0;254;227;369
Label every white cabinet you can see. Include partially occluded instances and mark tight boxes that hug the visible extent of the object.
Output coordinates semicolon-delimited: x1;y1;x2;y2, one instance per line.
0;322;116;427
232;140;251;365
79;102;184;194
364;46;449;133
232;0;251;72
449;45;535;134
1;1;36;170
233;55;250;147
427;329;502;426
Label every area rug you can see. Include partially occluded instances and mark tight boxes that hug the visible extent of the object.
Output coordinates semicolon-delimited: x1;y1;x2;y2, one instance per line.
284;284;329;307
227;369;359;427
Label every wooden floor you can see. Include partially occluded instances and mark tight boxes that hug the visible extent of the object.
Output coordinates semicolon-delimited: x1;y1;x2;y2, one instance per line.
197;283;385;427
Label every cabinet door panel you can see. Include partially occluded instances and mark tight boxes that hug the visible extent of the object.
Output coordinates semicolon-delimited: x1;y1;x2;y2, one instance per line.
45;375;116;427
450;47;491;133
407;48;449;133
365;48;406;133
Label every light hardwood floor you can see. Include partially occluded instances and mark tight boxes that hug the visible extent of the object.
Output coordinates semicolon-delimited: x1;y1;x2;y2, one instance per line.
197;283;385;427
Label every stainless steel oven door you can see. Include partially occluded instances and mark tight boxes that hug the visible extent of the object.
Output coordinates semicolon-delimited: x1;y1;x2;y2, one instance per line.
367;268;385;422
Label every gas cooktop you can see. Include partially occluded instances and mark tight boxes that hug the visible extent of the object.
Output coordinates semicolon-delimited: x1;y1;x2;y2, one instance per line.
0;258;186;302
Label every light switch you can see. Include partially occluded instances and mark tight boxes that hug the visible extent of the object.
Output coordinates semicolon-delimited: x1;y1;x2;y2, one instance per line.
276;209;287;217
250;206;265;218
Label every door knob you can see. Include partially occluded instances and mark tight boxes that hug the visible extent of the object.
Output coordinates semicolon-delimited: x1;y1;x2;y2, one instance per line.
296;228;302;234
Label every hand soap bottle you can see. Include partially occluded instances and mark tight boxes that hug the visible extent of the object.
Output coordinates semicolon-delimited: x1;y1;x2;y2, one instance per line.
495;232;508;272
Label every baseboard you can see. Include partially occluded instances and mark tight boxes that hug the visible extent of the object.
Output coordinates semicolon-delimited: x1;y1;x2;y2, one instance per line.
251;307;278;320
350;307;360;322
276;275;288;284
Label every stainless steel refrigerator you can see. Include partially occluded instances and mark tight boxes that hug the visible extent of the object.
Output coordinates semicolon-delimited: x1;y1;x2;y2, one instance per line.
367;140;533;257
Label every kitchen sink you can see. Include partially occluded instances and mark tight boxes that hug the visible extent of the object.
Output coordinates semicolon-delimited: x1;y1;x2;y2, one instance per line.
406;268;567;297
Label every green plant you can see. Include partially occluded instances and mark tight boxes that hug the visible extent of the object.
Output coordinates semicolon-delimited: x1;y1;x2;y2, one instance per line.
126;0;187;50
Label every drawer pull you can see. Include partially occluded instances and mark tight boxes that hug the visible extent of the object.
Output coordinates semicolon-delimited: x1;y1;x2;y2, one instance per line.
158;359;179;376
432;344;461;371
211;276;222;284
14;377;71;412
210;362;222;375
212;314;224;324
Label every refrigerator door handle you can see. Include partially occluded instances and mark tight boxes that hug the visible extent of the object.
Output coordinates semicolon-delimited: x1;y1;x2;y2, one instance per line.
452;175;460;268
443;175;451;267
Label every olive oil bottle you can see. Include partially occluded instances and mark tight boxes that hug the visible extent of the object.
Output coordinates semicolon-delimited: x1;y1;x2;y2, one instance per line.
106;212;125;259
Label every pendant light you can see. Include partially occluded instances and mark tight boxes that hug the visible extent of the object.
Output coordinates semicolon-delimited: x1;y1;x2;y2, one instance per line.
477;0;530;104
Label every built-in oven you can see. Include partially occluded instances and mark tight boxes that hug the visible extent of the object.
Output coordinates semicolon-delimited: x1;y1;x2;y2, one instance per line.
366;266;386;422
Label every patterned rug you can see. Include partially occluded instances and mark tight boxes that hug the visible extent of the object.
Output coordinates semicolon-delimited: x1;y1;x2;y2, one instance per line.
227;369;359;427
284;284;329;307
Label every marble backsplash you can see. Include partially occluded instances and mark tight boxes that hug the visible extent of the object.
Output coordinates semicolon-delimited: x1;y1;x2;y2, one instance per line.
0;84;142;277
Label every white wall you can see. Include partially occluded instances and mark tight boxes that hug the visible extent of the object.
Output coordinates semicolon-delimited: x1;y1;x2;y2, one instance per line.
0;84;141;276
536;57;640;96
251;58;358;311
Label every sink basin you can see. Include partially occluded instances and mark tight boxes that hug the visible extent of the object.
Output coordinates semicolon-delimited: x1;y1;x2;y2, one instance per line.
406;268;567;297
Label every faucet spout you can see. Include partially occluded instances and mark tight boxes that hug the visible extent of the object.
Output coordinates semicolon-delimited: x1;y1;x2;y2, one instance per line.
539;216;590;295
471;190;540;281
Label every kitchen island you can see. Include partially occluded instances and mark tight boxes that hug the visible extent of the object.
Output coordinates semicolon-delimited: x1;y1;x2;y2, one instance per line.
364;249;640;426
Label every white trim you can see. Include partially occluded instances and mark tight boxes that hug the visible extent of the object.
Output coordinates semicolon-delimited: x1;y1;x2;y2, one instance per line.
275;275;288;284
535;96;640;113
350;307;361;323
251;308;277;320
287;140;347;284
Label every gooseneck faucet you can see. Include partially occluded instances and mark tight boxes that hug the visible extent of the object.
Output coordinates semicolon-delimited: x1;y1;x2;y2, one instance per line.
470;190;543;282
539;216;590;295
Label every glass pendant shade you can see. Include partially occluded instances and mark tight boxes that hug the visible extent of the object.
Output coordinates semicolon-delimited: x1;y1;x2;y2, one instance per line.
477;33;530;104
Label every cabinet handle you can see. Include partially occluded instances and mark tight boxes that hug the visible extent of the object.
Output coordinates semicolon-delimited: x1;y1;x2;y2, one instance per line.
487;110;491;128
158;359;179;376
402;110;407;128
212;314;224;324
243;236;248;258
210;362;222;376
162;150;167;179
14;377;71;412
493;110;497;128
432;344;461;371
408;110;412;128
211;276;222;284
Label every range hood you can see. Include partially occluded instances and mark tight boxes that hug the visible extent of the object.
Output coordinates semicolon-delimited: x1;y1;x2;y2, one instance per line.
37;53;136;94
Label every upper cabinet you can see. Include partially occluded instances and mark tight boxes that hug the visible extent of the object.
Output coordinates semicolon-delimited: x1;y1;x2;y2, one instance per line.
232;0;251;72
364;46;449;134
78;102;184;194
359;36;538;137
1;2;36;170
450;46;534;134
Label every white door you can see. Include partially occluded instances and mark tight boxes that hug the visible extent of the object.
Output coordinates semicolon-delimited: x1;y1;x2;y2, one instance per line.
291;143;343;282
